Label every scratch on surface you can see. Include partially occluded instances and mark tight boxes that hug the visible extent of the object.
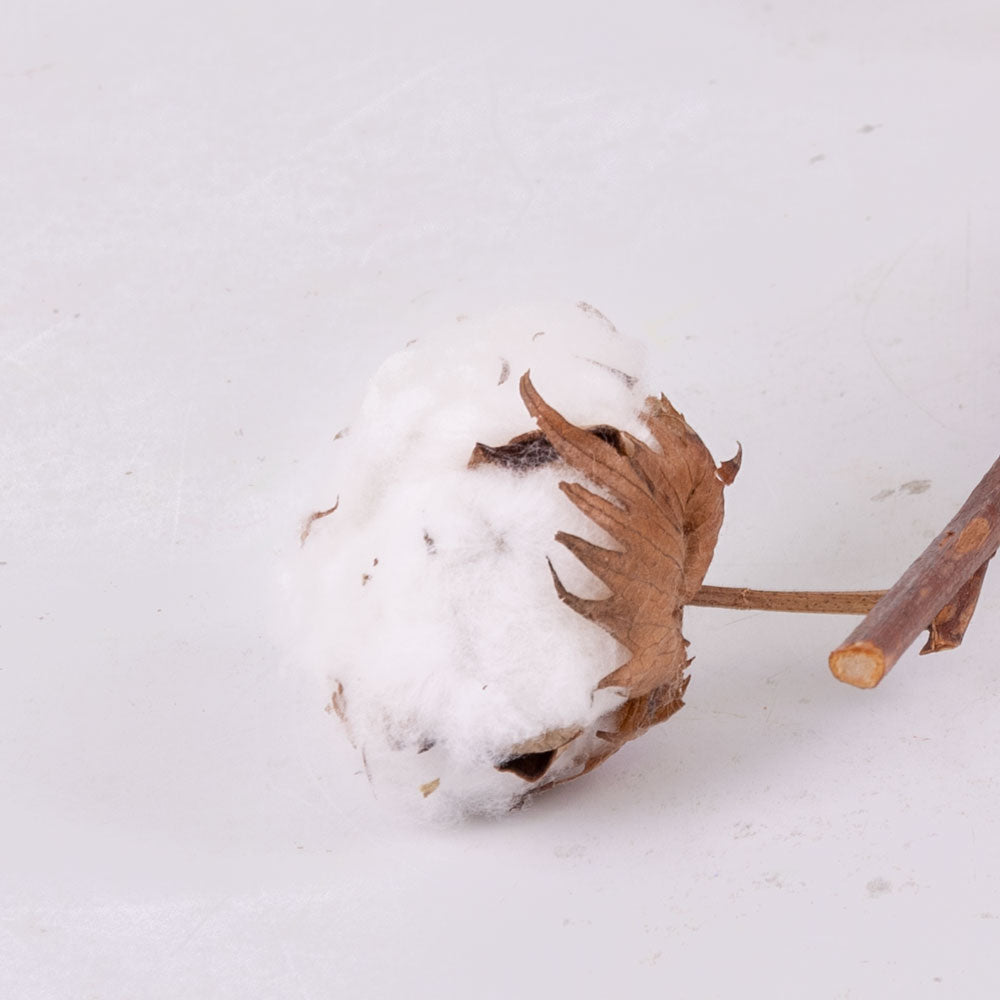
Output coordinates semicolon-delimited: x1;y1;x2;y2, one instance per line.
279;938;314;1000
708;611;763;630
297;747;343;813
237;59;448;200
169;403;194;555
262;900;316;1000
965;209;972;307
487;83;538;236
859;240;951;431
0;62;55;79
2;324;65;369
330;59;447;132
158;899;226;966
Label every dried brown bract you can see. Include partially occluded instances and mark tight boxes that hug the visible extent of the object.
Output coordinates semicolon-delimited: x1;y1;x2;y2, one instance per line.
473;372;740;783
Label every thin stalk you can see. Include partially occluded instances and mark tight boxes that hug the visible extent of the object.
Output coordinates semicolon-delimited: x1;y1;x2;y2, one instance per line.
690;585;886;616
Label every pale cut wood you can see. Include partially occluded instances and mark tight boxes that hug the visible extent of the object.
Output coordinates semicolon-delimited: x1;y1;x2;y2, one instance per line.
829;454;1000;688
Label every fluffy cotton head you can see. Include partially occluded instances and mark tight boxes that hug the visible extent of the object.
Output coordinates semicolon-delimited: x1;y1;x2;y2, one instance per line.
296;303;673;820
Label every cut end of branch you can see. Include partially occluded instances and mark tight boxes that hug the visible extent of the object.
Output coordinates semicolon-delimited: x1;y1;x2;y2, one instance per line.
828;454;999;689
829;640;886;689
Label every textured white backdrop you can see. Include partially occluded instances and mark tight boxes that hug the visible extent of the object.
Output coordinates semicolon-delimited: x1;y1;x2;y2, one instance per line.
3;1;1000;996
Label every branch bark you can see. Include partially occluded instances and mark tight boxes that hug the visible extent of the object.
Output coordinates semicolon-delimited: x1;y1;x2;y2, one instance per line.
829;454;1000;689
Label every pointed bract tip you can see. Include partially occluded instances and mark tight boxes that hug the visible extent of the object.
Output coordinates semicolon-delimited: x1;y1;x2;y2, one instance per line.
718;442;742;485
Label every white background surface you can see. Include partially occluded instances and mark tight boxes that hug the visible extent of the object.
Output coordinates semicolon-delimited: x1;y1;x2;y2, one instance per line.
3;1;1000;996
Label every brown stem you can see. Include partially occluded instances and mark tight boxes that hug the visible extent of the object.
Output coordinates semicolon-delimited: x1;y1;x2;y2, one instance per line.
829;454;1000;689
690;585;886;615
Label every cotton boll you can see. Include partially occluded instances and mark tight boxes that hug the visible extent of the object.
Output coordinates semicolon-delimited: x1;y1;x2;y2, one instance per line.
296;303;670;820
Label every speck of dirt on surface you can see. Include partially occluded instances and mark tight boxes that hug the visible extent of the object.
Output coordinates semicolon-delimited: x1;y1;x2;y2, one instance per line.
866;877;892;897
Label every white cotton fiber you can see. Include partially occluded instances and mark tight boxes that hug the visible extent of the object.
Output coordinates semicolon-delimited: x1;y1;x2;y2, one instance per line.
295;303;671;820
